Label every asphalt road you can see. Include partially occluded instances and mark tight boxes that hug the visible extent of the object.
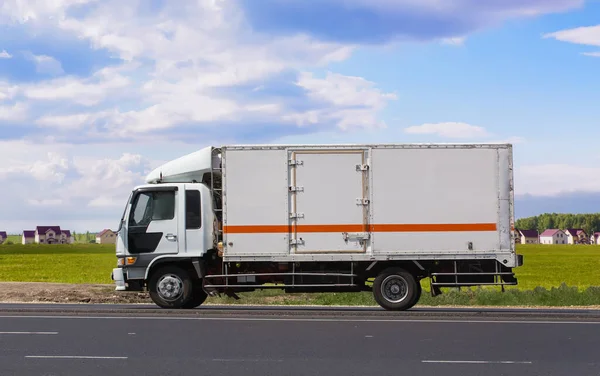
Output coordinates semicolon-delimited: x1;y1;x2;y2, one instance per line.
2;302;600;320
1;305;600;375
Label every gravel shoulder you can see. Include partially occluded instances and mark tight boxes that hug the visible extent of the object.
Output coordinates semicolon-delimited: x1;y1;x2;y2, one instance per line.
0;282;150;304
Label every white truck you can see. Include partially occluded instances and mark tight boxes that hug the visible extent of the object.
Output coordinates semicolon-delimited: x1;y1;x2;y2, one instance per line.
111;143;523;311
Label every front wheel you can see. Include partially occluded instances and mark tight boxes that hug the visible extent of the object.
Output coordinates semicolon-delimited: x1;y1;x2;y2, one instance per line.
373;267;420;311
148;265;194;309
182;280;208;309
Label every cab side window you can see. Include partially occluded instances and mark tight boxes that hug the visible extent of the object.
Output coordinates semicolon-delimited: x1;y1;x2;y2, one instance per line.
185;190;201;229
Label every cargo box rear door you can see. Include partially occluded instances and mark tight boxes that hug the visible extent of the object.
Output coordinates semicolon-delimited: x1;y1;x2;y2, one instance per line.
289;149;370;253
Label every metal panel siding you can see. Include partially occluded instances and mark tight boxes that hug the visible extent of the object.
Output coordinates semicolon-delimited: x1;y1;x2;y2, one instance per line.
291;150;368;253
370;147;500;252
219;143;514;263
223;148;289;255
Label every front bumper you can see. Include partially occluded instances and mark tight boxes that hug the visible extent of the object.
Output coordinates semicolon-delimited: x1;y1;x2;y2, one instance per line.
111;268;127;291
111;267;146;291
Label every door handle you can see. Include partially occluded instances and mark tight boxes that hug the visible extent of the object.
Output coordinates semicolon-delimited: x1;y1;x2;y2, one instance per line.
165;233;177;241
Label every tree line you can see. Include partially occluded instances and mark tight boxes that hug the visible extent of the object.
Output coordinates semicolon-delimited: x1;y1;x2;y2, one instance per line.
515;213;600;235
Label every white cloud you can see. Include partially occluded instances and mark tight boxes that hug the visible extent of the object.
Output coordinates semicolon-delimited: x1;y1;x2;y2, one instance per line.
0;102;28;122
0;139;157;233
543;24;600;47
27;199;64;206
24;53;65;75
0;152;70;183
22;66;132;106
66;153;149;207
404;122;491;138
283;72;397;130
36;112;107;130
582;51;600;57
0;0;98;23
0;0;367;138
0;82;19;101
0;49;11;58
516;164;600;196
297;71;397;108
440;36;467;45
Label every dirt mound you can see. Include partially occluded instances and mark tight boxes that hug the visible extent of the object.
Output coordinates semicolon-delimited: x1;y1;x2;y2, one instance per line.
0;282;151;304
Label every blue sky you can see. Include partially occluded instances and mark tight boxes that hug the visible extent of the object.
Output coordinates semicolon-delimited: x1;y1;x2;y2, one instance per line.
1;0;600;233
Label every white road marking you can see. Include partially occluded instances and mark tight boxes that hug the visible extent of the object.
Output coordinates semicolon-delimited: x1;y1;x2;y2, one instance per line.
422;360;532;364
25;356;127;360
0;315;599;325
0;331;57;335
212;359;283;362
365;335;373;338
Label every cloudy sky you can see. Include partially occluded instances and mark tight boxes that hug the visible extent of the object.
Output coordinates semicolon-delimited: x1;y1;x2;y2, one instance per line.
1;0;600;233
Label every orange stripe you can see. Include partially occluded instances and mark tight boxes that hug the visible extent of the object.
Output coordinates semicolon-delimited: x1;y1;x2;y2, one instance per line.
223;223;497;234
371;223;497;232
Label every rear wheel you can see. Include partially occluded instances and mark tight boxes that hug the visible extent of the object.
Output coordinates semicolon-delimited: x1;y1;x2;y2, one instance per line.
148;265;193;309
373;267;419;311
407;278;422;309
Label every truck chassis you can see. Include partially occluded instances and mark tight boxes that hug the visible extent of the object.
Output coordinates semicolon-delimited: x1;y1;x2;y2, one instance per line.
139;255;519;311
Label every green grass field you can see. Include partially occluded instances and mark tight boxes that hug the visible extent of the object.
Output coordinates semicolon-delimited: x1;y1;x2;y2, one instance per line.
0;243;599;306
0;243;115;284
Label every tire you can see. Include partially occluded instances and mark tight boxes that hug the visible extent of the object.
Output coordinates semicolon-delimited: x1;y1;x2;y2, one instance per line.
148;265;194;309
406;279;422;310
373;267;419;311
182;281;208;309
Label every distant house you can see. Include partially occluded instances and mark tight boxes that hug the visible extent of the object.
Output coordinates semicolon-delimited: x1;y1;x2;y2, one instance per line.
22;231;35;244
35;226;61;244
540;229;567;244
34;226;74;244
590;232;600;245
517;229;539;244
62;231;73;244
0;231;7;244
564;228;587;244
96;229;117;244
61;230;74;244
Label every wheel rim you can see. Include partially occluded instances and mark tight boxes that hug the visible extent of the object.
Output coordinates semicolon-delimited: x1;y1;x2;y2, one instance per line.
157;274;184;301
380;275;409;303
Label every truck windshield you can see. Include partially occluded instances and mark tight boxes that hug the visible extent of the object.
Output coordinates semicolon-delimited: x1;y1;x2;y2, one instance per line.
116;191;133;232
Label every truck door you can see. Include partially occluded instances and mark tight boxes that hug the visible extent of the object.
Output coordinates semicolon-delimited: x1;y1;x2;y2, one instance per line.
289;149;370;253
127;186;179;255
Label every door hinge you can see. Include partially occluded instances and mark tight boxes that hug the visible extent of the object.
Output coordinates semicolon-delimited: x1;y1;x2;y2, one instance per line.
356;164;369;171
290;238;305;246
288;159;303;166
289;186;304;192
356;198;370;205
290;212;304;219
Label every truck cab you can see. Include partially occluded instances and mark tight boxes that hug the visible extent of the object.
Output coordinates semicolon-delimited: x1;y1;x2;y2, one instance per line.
112;182;217;289
111;146;223;307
